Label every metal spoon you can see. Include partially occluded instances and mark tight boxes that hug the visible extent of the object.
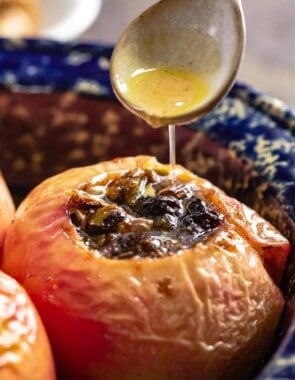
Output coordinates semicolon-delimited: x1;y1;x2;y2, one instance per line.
110;0;245;128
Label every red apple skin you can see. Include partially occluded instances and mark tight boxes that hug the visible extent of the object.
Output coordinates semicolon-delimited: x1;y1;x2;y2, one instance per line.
0;172;15;258
0;271;56;380
0;173;56;379
1;156;291;380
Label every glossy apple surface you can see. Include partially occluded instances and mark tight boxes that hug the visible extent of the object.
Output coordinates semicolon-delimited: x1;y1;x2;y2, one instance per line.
0;172;56;379
2;156;290;380
0;271;56;379
0;171;15;257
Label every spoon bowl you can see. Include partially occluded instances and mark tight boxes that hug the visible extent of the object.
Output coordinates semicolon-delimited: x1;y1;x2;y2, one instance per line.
111;0;245;127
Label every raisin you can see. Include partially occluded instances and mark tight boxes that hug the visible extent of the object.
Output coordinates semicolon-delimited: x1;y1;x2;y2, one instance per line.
86;210;124;234
181;209;221;231
186;199;206;215
180;214;203;229
138;196;182;218
197;210;221;230
103;212;125;230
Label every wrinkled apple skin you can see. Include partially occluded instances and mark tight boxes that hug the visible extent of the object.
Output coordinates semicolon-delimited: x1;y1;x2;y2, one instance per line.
2;156;290;380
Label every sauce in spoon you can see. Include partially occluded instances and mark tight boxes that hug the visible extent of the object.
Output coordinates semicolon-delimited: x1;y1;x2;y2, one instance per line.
111;0;245;170
125;65;212;170
125;67;211;120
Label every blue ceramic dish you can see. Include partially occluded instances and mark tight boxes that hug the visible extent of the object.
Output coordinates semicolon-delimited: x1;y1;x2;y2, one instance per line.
0;38;295;379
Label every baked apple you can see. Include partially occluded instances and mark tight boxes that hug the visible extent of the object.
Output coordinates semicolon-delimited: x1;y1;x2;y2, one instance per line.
0;172;56;379
0;271;56;380
2;156;290;380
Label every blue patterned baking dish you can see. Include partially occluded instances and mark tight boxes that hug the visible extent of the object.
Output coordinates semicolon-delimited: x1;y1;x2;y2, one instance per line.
0;38;295;379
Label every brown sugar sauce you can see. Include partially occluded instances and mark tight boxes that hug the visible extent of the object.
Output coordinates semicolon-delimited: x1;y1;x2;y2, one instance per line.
69;167;223;259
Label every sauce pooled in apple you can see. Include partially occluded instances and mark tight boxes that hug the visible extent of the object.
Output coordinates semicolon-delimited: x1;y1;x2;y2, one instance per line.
69;167;223;259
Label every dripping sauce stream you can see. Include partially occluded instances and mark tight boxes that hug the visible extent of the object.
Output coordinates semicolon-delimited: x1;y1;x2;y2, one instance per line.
169;124;176;180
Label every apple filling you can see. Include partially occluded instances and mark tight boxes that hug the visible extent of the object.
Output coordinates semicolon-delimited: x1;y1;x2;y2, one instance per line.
69;168;224;259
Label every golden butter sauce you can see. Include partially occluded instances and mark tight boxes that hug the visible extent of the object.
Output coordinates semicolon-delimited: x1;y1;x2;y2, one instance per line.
125;67;211;119
124;66;212;171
